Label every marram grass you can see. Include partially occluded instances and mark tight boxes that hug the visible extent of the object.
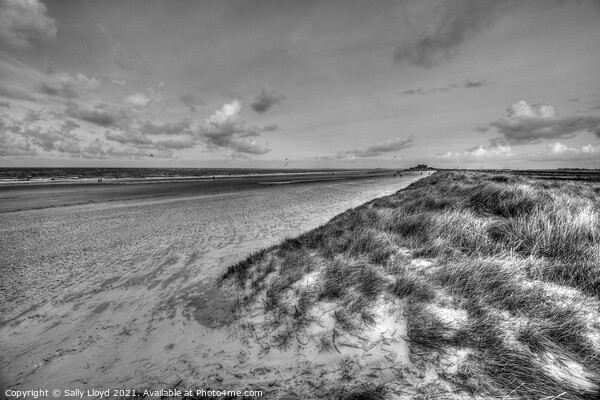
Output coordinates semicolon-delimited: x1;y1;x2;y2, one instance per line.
220;170;600;399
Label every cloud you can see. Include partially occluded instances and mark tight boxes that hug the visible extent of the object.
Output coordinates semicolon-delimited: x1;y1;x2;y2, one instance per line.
0;113;94;157
0;84;43;102
37;72;102;100
464;80;486;88
0;118;36;155
105;130;152;146
65;104;128;127
27;120;79;152
401;80;487;96
111;42;149;73
340;137;415;158
179;93;204;113
124;93;152;109
104;121;196;151
56;139;81;155
437;144;514;160
250;86;286;113
0;130;35;156
394;0;515;68
140;119;192;135
56;72;101;91
488;100;600;144
401;88;426;96
139;118;192;135
263;123;280;132
84;138;106;156
528;142;600;162
39;82;79;99
154;136;196;150
124;89;161;109
201;99;272;154
0;0;57;49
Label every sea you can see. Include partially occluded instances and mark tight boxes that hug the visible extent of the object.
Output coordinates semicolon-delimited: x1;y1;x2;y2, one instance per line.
0;167;359;184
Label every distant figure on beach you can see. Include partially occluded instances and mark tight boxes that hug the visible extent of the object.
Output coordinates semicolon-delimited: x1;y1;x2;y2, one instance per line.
394;174;396;177
98;178;103;183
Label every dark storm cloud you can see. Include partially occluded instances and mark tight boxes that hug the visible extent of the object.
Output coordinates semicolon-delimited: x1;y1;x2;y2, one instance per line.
394;0;516;68
250;86;286;113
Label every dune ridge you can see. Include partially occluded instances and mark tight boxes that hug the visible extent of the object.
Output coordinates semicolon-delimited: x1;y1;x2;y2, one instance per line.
219;170;600;399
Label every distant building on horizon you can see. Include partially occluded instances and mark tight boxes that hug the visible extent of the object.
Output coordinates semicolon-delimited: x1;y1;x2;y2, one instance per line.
409;164;429;170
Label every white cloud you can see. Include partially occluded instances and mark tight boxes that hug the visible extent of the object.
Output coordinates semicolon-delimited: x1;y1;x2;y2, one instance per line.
124;93;151;109
488;101;600;144
506;100;557;118
201;99;272;155
438;144;513;160
529;142;600;162
0;0;57;49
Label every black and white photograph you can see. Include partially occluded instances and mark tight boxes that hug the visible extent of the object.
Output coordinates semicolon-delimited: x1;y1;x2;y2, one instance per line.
1;0;600;398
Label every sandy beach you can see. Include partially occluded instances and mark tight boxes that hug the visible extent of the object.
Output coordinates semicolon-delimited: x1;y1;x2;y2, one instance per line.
0;171;428;395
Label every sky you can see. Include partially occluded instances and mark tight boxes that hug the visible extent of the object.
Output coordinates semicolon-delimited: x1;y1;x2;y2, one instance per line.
1;0;600;169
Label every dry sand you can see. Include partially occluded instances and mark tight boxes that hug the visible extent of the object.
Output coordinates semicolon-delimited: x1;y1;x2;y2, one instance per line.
0;172;429;397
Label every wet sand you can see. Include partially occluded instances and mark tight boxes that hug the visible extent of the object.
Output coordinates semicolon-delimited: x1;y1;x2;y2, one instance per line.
0;171;429;395
0;170;392;214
